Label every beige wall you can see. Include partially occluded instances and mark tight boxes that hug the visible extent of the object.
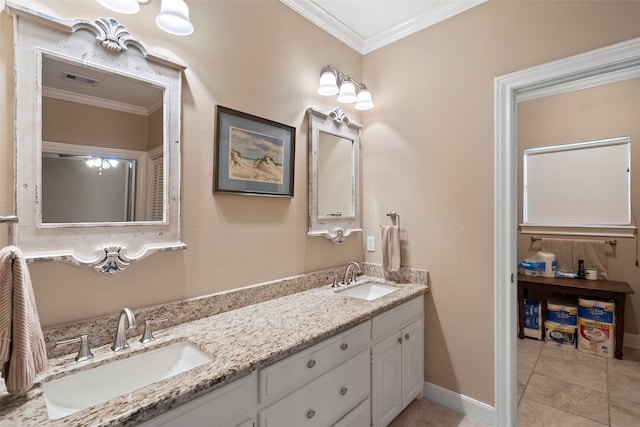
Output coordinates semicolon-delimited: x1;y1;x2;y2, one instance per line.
3;0;640;410
518;78;640;335
0;1;363;323
362;0;640;406
43;98;150;151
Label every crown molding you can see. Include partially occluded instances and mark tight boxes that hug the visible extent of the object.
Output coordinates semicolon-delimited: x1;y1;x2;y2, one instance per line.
42;87;159;116
281;0;487;54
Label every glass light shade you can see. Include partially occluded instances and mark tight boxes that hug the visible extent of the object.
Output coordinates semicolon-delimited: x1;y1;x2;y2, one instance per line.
355;88;374;110
317;70;339;96
96;0;140;14
156;0;194;36
337;80;357;103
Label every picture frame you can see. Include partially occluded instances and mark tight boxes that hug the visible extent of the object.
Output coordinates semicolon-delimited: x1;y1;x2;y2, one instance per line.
214;106;296;197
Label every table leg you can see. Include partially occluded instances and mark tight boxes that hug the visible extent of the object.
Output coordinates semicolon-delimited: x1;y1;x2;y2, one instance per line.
614;294;625;360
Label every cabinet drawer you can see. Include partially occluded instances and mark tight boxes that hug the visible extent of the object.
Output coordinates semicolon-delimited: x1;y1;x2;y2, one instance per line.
140;372;255;427
332;398;370;427
259;321;370;403
372;295;423;342
259;350;370;427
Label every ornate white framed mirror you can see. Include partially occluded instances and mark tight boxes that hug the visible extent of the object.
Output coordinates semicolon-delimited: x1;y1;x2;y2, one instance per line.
7;2;187;273
307;107;362;243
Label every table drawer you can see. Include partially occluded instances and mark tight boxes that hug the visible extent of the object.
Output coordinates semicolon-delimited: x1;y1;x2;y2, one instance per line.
259;350;370;427
259;321;370;403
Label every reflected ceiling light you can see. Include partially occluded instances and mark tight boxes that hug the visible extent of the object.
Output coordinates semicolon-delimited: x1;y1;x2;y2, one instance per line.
85;158;120;169
316;65;374;110
96;0;194;36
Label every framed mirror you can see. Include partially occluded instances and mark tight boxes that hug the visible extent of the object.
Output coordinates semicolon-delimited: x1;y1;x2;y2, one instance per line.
7;2;187;273
307;107;362;243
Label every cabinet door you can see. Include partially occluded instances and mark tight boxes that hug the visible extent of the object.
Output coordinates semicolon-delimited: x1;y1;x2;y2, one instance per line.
401;318;424;408
371;333;403;427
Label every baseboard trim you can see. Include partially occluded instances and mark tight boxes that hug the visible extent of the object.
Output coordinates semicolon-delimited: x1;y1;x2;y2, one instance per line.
624;332;640;350
423;381;496;426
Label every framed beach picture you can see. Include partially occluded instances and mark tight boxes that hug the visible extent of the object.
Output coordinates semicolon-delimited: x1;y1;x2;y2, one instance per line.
214;106;295;197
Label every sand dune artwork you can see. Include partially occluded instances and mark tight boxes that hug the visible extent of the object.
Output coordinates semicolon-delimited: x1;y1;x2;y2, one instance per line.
228;126;284;184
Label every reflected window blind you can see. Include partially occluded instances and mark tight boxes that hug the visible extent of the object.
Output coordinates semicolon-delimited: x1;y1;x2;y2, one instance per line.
150;156;163;221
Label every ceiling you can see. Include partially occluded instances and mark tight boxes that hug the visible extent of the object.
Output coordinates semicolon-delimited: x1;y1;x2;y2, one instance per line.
281;0;487;54
42;55;163;116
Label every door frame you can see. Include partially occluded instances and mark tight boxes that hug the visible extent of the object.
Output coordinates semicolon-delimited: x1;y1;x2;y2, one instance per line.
494;37;640;426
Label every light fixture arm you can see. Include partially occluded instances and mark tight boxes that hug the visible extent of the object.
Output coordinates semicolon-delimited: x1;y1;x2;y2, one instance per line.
318;65;374;110
321;65;366;90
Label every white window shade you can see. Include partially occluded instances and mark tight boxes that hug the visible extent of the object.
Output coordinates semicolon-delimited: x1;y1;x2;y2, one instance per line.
522;136;634;237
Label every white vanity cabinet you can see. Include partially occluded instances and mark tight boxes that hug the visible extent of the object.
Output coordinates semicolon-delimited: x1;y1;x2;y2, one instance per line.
139;372;257;427
258;321;372;427
371;296;425;427
137;295;424;427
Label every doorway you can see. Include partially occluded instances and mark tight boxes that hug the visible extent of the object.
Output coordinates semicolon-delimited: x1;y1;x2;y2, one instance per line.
494;37;640;426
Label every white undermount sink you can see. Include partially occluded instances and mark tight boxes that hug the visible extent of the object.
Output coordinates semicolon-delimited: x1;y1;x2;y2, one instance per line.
338;281;399;301
43;341;212;420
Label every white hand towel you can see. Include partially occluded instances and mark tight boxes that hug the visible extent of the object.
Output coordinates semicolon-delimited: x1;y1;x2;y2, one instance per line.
382;225;401;272
0;246;47;394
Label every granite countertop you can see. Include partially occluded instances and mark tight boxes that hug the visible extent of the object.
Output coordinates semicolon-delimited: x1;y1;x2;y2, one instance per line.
0;277;428;426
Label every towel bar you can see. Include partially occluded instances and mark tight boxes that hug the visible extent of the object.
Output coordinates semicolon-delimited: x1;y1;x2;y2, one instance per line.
0;215;18;223
530;235;617;246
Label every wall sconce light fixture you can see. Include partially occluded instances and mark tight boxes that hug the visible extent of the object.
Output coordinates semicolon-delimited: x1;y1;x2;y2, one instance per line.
317;65;374;110
96;0;194;36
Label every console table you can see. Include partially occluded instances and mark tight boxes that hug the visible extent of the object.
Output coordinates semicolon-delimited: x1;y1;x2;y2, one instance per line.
517;274;634;359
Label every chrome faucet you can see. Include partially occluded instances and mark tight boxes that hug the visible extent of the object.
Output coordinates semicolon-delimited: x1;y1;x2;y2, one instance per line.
112;308;136;352
343;262;362;285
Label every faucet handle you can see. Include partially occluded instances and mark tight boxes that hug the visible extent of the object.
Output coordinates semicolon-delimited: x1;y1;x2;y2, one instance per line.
329;274;339;288
140;318;168;344
56;334;94;362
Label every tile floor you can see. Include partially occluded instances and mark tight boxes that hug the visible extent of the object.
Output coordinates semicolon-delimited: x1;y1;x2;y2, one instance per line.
518;339;640;426
388;398;489;427
389;340;640;426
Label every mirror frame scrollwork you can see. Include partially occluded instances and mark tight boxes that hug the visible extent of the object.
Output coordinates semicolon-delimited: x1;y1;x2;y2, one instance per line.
7;2;187;273
307;107;362;244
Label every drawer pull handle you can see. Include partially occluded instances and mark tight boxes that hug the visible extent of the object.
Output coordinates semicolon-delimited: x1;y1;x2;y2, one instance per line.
307;409;316;419
340;343;348;351
405;333;410;341
398;337;403;344
307;360;316;369
340;386;348;396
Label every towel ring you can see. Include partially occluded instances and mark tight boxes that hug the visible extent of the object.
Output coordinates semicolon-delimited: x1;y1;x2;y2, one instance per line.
386;211;400;228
